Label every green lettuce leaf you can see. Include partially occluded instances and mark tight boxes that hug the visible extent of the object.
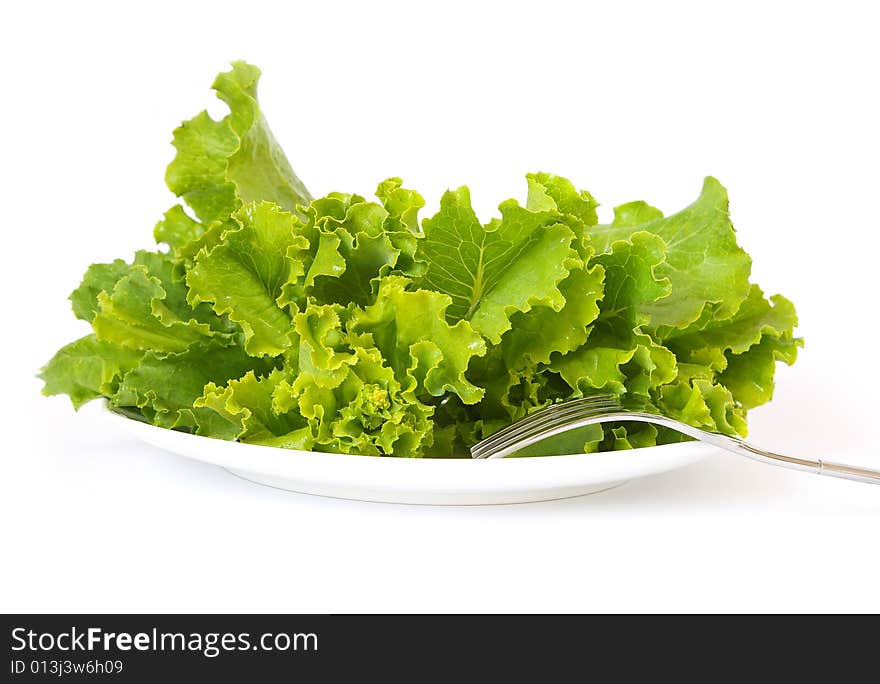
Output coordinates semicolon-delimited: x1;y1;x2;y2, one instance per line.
299;193;403;307
551;232;676;396
186;201;306;356
654;363;748;437
500;261;605;370
197;368;313;448
69;260;133;322
526;172;599;233
466;348;550;425
40;335;143;409
291;303;356;389
592;177;752;331
419;185;581;342
282;345;434;456
112;339;275;435
348;276;487;403
156;61;311;255
508;424;606;457
718;335;800;410
374;178;427;279
92;267;216;353
605;423;660;450
665;285;799;371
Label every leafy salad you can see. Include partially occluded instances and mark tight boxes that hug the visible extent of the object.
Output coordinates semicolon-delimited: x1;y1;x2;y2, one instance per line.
40;62;801;457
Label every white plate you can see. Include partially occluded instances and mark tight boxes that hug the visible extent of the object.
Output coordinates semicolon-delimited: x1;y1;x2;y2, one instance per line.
102;403;719;505
102;403;717;505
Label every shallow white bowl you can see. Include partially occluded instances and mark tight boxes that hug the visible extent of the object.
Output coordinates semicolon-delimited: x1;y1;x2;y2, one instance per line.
102;402;718;505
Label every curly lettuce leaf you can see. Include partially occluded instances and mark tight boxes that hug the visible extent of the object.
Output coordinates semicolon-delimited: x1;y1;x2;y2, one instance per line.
291;303;356;389
197;369;312;449
186;202;306;356
466;349;550;426
718;335;800;410
666;285;799;371
348;276;486;403
605;423;660;450
526;172;599;233
374;178;427;279
592;177;752;331
551;232;676;396
92;267;216;353
283;299;462;454
419;186;580;342
300;195;402;307
69;260;133;322
508;424;606;457
39;335;143;409
651;361;748;437
112;339;275;435
375;177;425;234
499;259;605;370
156;61;312;255
273;345;434;456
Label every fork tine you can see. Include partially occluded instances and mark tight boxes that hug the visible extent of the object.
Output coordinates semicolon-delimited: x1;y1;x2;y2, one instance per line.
473;394;619;453
473;405;629;458
472;404;620;458
472;395;621;456
478;395;619;447
473;395;613;448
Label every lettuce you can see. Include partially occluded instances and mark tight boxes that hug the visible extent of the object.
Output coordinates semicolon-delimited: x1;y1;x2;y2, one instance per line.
39;62;802;457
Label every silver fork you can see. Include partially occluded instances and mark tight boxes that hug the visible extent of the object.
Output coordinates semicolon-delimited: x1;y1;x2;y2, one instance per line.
470;394;880;485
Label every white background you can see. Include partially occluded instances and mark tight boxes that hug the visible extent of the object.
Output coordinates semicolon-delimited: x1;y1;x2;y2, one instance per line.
3;1;878;612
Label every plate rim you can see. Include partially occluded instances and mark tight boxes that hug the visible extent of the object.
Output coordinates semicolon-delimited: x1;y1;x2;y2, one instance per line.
100;400;716;468
100;401;717;503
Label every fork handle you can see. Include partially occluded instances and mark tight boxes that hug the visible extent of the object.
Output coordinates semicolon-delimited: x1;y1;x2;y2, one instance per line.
487;411;880;485
620;413;880;486
816;460;880;485
726;435;880;485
